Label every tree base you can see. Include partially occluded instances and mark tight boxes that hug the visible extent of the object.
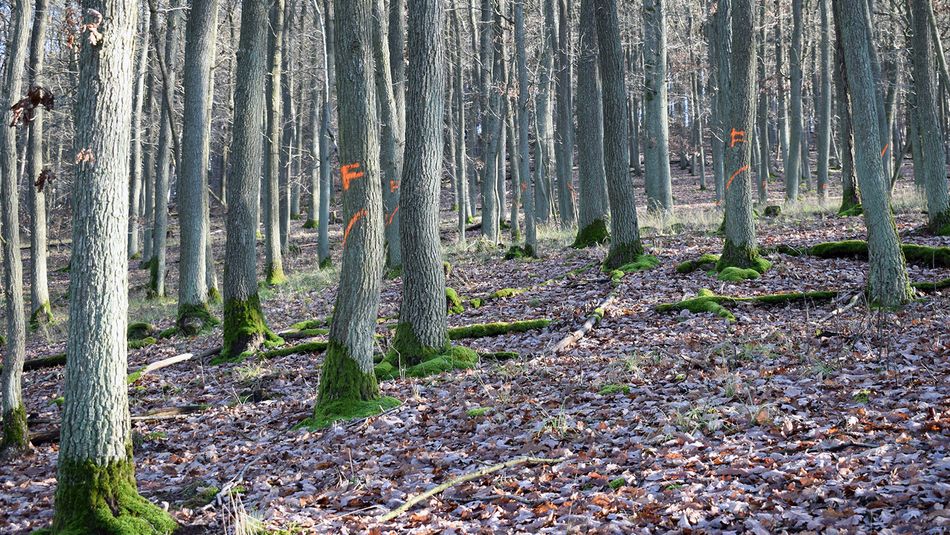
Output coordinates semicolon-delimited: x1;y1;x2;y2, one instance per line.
605;255;660;283
303;219;319;229
176;303;219;337
929;210;950;236
572;219;609;249
1;405;30;458
47;453;176;534
29;302;55;330
603;240;644;271
264;264;287;287
716;240;772;274
837;203;863;217
217;295;281;363
376;343;478;381
676;254;721;274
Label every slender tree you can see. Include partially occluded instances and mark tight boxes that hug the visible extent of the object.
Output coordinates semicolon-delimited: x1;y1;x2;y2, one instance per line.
51;2;177;531
451;2;468;244
480;0;503;242
177;0;219;334
129;9;150;260
555;0;577;227
263;0;287;286
315;0;333;268
373;0;403;271
785;0;804;201
0;0;34;457
832;0;913;306
816;0;832;201
221;0;281;360
515;0;538;256
596;0;644;269
642;0;673;213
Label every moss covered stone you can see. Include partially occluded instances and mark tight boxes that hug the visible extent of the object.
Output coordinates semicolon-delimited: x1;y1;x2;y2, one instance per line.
676;254;721;274
30;302;55;330
49;451;176;534
573;219;609;249
446;288;464;315
1;404;29;455
127;323;157;341
218;294;282;363
375;345;479;381
447;319;551;340
176;303;219;336
718;267;761;282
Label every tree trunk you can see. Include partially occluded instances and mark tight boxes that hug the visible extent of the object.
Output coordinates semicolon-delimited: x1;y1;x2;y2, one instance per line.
785;0;804;201
816;0;832;201
0;0;33;457
52;1;176;531
221;0;280;360
27;0;53;329
177;0;219;334
832;0;913;307
450;2;468;244
480;0;502;243
515;0;538;256
316;1;333;268
642;0;673;213
263;0;287;286
533;0;555;229
392;0;449;363
555;0;577;228
755;0;769;205
279;0;295;252
596;0;644;269
129;8;150;261
775;0;788;165
575;0;609;248
373;0;403;271
141;8;159;267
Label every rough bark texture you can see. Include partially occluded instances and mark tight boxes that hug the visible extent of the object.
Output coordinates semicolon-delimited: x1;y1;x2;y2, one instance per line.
178;0;219;334
833;0;913;307
53;1;175;531
373;0;403;270
480;0;502;243
595;0;644;269
555;0;577;227
910;0;950;234
816;0;832;200
263;0;287;286
515;0;538;256
833;21;860;214
642;0;673;213
451;3;468;244
0;0;33;457
312;0;387;413
784;0;804;201
575;0;610;248
128;10;149;261
392;0;448;362
141;7;159;267
222;0;277;359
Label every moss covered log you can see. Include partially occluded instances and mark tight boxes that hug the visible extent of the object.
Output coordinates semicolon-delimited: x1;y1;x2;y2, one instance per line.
657;288;842;322
46;448;176;534
769;240;950;269
258;341;329;360
447;319;552;340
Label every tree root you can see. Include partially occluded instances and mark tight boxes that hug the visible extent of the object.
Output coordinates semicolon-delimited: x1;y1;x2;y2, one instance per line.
29;404;208;446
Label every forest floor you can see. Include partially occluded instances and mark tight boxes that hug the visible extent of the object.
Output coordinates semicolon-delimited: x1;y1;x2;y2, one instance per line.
2;167;949;534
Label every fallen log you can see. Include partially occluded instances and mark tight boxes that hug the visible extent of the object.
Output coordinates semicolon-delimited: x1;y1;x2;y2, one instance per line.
30;404;209;446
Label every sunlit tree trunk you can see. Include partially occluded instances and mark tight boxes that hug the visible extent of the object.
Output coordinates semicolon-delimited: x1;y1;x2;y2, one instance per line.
373;0;403;271
642;0;673;213
263;0;287;286
785;0;803;201
555;0;577;228
515;0;537;256
816;0;832;201
129;8;149;261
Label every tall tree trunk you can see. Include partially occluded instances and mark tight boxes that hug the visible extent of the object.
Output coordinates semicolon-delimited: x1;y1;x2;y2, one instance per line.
480;0;502;242
596;0;644;269
706;0;727;203
305;6;322;231
52;1;176;531
719;0;767;271
755;0;770;205
392;0;451;363
775;0;788;164
263;0;287;286
834;25;860;214
555;0;577;227
574;0;609;248
221;0;281;360
309;0;393;427
832;0;913;307
141;7;159;267
389;0;407;138
178;0;219;334
450;2;468;244
373;0;403;271
785;0;804;201
816;0;832;201
533;0;556;228
279;0;295;252
149;1;182;298
642;0;673;213
129;8;149;261
910;0;950;234
0;0;33;457
27;0;53;329
316;0;333;268
515;0;537;256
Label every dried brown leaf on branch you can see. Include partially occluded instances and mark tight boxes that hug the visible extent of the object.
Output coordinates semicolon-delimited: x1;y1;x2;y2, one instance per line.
9;86;55;128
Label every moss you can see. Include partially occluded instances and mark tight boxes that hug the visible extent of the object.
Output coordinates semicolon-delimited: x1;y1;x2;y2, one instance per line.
265;265;288;287
467;407;492;417
446;288;464;315
598;384;630;395
146;257;161;298
573;219;609;249
718;267;761;282
176;302;219;336
717;240;771;274
217;294;282;363
126;370;144;384
157;327;178;340
837;203;863;217
901;243;950;268
603;240;644;271
505;245;538;260
469;298;483;309
466;215;476;225
657;289;843;321
609;478;627;490
49;449;176;534
478;351;520;361
809;240;869;259
491;287;528;299
293;328;330;337
207;286;222;304
127;337;156;351
608;255;661;283
376;345;478;380
1;404;29;454
912;277;950;292
676;254;721;274
29;301;55;330
319;257;332;270
127;323;157;341
289;318;329;331
258;341;328;360
447;319;551;340
763;205;782;217
53;396;65;407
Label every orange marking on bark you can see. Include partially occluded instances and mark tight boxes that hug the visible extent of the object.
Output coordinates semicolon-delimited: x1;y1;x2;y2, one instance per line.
726;165;750;190
342;163;364;191
343;208;367;247
729;129;746;148
521;182;527;193
390;180;400;193
386;205;399;226
881;143;889;158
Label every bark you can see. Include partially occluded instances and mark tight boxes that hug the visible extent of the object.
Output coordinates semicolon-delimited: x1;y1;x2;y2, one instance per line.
575;0;609;247
533;0;556;229
178;0;219;334
515;0;538;256
129;9;149;260
315;0;333;267
451;6;468;244
755;0;769;205
785;0;804;201
555;0;577;227
53;0;175;531
642;0;673;213
279;0;295;251
393;0;448;361
595;0;644;269
816;0;832;200
27;0;53;329
832;0;913;306
480;0;503;242
141;8;159;266
775;0;788;164
0;0;33;457
222;0;278;359
263;0;287;286
389;0;407;137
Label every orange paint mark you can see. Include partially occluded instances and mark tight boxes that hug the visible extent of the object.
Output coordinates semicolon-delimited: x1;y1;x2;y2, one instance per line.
729;129;746;148
386;205;399;226
521;182;527;193
881;144;889;158
342;163;364;191
726;165;750;191
342;208;367;247
390;180;400;193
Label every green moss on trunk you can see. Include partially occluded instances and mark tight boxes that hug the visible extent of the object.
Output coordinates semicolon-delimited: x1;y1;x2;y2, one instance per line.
603;241;644;271
573;219;609;248
376;345;478;381
265;265;287;286
218;295;282;363
299;341;398;429
126;323;157;341
717;240;771;274
207;286;222;304
837;203;863;217
146;257;161;298
1;404;29;455
29;302;55;330
303;219;319;229
446;288;464;315
50;450;176;534
176;302;219;336
447;319;551;340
